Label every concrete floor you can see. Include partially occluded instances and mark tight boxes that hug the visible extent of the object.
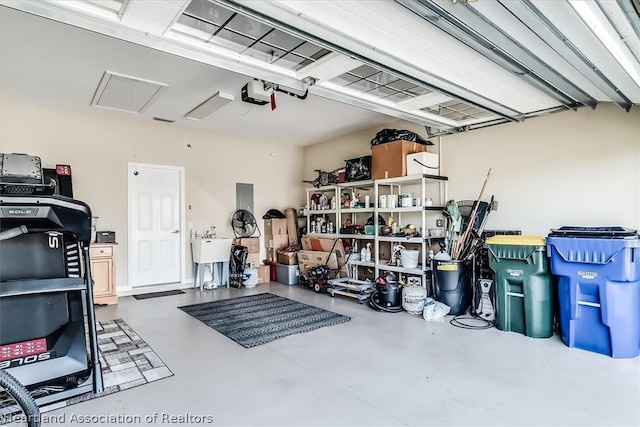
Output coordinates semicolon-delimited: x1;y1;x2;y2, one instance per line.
47;282;639;426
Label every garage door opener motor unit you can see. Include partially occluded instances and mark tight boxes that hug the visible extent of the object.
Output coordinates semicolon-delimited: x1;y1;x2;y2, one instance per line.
0;153;103;409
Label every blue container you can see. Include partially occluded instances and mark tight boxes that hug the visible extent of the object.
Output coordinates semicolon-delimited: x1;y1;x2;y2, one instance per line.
547;227;640;358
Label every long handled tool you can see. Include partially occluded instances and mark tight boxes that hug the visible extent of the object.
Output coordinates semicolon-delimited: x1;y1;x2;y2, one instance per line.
453;168;492;259
461;196;499;261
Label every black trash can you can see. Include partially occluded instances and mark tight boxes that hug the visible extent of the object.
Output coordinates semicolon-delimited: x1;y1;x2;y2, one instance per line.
433;259;472;315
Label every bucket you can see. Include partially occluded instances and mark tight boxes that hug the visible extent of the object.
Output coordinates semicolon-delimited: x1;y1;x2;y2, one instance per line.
432;259;472;315
402;286;427;314
401;250;420;269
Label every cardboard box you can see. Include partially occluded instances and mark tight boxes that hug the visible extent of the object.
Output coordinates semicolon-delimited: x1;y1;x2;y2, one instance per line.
265;234;289;251
278;251;298;265
257;264;270;284
246;253;261;267
264;218;287;237
372;140;428;180
301;236;349;277
298;250;338;276
406;152;439;176
234;237;259;254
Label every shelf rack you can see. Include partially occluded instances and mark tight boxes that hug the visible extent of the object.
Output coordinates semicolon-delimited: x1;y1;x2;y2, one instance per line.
304;173;448;290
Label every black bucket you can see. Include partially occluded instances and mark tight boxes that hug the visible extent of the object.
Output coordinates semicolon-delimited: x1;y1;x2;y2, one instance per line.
432;259;472;315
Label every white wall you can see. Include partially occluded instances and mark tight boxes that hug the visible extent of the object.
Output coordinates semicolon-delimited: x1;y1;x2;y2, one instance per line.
304;103;640;236
0;99;304;291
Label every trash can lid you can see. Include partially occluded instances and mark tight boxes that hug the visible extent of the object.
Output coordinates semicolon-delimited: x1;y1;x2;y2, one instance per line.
486;235;546;246
548;226;638;239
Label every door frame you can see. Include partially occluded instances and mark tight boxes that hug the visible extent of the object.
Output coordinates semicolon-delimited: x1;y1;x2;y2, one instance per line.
127;162;186;289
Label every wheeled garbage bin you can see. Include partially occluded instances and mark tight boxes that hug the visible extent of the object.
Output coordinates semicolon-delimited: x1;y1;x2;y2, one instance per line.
547;227;640;358
486;236;554;338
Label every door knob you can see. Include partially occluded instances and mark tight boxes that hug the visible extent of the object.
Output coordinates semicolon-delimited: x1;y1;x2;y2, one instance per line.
172;230;180;234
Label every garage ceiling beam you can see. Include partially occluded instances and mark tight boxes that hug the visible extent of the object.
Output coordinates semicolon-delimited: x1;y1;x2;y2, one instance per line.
119;0;190;36
524;0;635;111
296;53;363;84
395;93;452;111
1;0;306;92
214;0;525;123
398;0;596;111
311;83;459;130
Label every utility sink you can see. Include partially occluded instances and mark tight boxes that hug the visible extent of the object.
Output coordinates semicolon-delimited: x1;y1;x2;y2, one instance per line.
191;238;233;263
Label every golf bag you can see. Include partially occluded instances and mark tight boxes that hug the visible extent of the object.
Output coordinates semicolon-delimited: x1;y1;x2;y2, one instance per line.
229;245;248;288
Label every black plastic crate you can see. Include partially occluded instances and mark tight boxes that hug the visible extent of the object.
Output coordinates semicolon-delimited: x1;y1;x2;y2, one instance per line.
95;231;116;243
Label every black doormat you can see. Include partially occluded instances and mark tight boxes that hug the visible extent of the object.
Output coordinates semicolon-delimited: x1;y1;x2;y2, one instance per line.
133;290;185;300
178;293;350;348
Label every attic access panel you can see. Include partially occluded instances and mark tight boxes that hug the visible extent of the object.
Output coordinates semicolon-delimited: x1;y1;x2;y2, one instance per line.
91;71;167;114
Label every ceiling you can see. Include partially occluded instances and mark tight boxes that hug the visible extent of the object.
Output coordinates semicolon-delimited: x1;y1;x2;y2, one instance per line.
1;0;639;146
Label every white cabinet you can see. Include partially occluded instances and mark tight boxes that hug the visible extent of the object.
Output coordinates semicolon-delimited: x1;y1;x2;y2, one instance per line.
90;243;117;305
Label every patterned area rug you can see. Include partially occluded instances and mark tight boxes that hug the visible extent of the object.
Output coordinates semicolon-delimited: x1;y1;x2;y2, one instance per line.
42;319;173;412
178;293;351;348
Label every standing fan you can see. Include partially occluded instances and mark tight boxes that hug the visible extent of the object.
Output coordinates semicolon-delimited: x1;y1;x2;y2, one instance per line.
231;209;261;238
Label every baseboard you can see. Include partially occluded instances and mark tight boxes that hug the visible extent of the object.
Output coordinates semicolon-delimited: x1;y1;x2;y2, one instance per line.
118;282;193;297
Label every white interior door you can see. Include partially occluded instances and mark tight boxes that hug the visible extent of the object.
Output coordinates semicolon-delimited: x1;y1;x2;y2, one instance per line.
128;163;183;287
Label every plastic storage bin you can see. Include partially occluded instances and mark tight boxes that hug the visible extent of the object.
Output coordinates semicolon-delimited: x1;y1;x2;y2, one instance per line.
486;235;554;338
276;264;300;285
547;227;640;358
432;259;472;315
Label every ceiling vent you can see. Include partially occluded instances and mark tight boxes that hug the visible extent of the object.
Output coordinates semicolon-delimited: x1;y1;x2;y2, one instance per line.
91;71;167;114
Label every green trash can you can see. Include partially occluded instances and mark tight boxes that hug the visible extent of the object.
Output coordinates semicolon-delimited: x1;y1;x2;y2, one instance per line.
486;236;554;338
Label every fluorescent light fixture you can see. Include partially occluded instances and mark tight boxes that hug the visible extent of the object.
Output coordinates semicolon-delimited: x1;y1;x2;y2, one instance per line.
569;0;640;87
186;91;235;120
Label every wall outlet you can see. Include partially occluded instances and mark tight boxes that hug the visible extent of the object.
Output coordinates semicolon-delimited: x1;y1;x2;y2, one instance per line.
436;219;444;227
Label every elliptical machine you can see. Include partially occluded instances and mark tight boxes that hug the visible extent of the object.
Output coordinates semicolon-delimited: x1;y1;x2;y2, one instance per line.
0;153;103;409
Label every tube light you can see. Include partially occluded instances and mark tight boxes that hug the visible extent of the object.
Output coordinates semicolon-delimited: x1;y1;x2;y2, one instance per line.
569;0;640;87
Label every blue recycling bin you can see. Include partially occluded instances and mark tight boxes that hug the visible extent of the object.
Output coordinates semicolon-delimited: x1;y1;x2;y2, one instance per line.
547;227;640;358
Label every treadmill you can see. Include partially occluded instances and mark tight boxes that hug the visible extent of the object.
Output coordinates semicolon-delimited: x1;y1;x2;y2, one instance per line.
0;153;103;408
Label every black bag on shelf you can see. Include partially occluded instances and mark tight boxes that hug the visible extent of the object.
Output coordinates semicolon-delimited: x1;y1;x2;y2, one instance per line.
370;128;433;146
345;155;372;182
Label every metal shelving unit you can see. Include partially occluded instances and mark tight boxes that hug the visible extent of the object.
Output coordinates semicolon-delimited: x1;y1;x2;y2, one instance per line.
335;181;376;282
305;185;339;235
303;174;447;294
374;174;448;288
